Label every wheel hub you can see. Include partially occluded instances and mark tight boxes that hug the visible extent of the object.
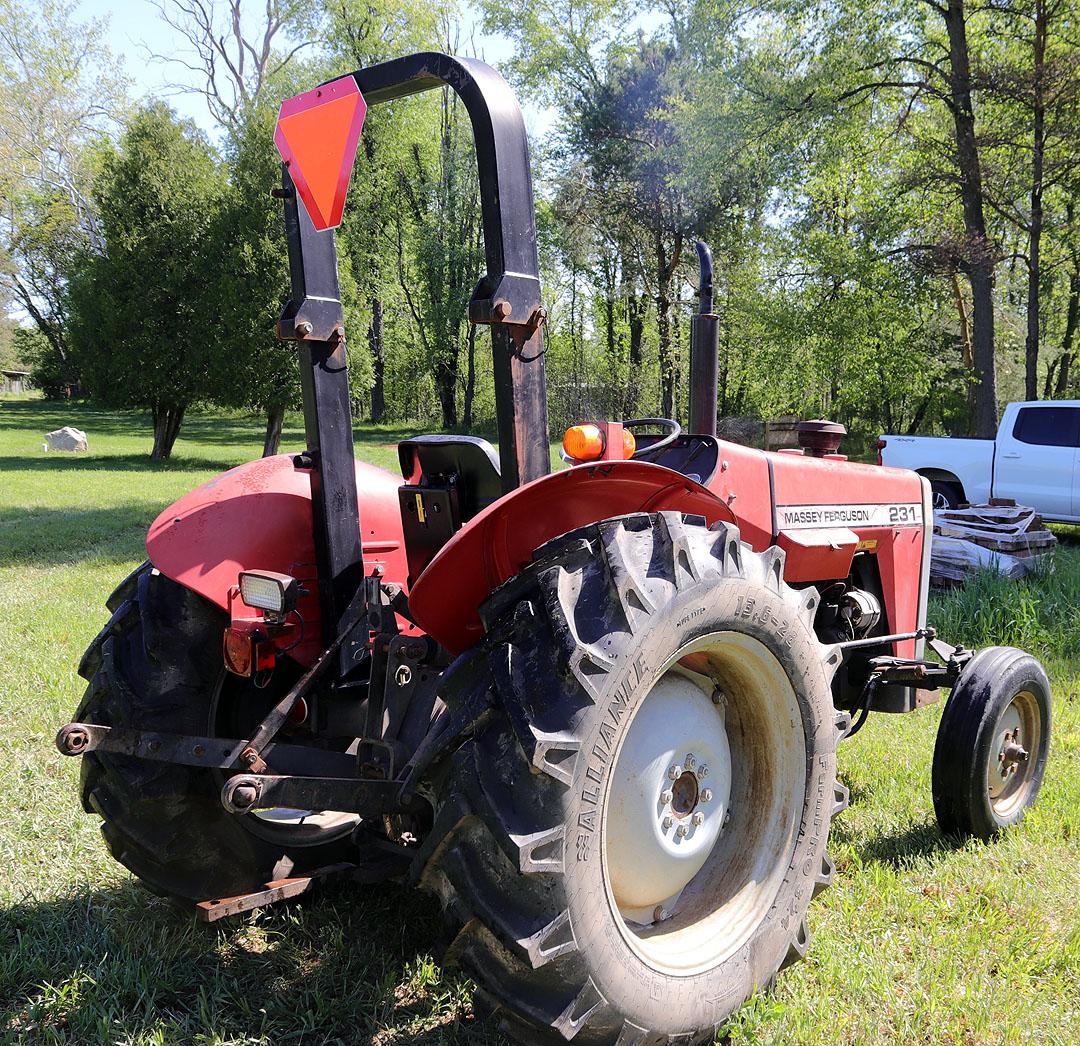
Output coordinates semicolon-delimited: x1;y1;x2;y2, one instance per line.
605;673;732;921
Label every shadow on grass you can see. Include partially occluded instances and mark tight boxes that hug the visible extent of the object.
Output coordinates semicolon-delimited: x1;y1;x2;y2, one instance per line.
0;504;163;567
0;876;491;1044
852;819;964;869
0;454;236;474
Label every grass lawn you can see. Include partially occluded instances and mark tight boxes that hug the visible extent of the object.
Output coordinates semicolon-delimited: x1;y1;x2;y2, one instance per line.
1;397;1077;1044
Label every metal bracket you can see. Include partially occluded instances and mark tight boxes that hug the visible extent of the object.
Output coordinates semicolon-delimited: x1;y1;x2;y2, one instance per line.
836;627;935;651
55;722;359;778
221;773;426;817
195;863;354;922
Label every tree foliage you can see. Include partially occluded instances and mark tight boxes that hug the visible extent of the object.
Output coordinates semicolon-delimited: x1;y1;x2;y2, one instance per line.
68;105;228;459
4;0;1078;458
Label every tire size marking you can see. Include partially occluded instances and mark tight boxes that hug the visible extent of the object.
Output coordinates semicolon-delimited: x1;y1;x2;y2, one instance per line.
576;653;650;861
736;595;789;640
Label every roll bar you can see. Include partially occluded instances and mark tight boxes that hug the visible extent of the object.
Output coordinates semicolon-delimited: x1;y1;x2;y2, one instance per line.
276;53;551;659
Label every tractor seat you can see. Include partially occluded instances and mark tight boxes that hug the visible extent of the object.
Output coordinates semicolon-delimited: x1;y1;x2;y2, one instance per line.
398;435;502;520
397;435;503;584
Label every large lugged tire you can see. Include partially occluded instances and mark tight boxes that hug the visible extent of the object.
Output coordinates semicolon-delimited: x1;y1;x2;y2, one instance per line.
417;513;850;1044
74;565;357;902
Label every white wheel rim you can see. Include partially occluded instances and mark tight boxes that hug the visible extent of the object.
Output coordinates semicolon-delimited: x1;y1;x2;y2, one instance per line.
602;632;806;975
605;673;732;921
987;689;1040;818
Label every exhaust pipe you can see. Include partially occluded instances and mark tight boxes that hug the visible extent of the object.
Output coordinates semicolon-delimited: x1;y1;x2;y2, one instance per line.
688;240;719;437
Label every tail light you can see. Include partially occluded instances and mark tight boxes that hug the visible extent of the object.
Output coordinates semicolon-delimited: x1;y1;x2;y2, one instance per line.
876;438;887;466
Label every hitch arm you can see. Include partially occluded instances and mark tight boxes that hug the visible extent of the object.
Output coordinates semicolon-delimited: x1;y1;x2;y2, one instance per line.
55;722;360;778
221;773;426;817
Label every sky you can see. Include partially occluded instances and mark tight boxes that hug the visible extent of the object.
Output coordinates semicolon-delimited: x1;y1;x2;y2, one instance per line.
79;0;536;139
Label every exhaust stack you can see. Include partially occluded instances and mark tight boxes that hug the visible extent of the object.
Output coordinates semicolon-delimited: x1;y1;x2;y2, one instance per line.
688;241;719;437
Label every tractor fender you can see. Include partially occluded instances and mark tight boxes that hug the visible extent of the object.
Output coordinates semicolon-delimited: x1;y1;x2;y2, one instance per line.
146;454;411;666
408;460;737;654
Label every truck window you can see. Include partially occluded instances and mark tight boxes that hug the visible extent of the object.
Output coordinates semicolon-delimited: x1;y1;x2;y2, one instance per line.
1011;406;1080;447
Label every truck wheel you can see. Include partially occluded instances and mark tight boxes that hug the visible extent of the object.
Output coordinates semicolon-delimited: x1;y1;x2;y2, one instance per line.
929;479;964;510
73;564;358;902
419;513;849;1044
932;646;1051;841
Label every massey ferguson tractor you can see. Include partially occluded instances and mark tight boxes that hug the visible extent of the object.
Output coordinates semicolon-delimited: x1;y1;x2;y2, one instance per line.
58;53;1052;1044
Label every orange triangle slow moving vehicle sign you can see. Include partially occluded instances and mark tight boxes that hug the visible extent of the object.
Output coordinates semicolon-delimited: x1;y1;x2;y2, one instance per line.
274;77;367;231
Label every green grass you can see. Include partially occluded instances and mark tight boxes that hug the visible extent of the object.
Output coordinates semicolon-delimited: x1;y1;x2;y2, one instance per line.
1;398;1078;1044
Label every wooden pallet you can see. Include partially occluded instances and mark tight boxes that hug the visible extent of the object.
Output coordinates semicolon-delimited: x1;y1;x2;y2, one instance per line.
930;500;1056;585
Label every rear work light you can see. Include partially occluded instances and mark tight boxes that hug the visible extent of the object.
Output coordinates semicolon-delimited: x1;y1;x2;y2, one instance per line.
239;570;302;619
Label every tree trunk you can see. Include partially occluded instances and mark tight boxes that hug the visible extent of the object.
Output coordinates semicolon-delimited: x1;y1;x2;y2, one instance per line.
435;356;458;429
369;296;385;422
151;403;186;461
1025;0;1047;401
656;225;676;419
1054;257;1079;396
626;288;646;417
943;0;998;437
462;323;477;428
263;403;285;457
950;270;978;432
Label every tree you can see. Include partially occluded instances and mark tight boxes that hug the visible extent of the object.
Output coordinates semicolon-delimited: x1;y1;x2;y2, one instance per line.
326;0;443;422
979;0;1080;399
0;0;128;389
393;80;484;428
150;0;319;133
68;105;227;459
209;83;369;456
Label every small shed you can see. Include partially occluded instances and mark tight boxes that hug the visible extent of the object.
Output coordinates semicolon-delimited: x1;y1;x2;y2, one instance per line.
2;369;31;393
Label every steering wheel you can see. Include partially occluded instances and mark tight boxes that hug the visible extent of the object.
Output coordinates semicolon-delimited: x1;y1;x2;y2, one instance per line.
621;418;682;458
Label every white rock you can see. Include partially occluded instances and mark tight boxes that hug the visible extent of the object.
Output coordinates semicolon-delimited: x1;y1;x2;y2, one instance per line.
44;426;88;452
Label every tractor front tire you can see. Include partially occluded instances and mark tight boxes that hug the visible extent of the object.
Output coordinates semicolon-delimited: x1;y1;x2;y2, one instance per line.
932;646;1051;840
74;565;357;903
418;514;850;1044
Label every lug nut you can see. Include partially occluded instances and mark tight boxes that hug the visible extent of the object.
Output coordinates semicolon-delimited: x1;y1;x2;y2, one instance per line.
684;753;696;769
662;815;674;830
668;764;682;781
699;764;709;777
692;812;705;827
660;789;673;805
701;788;713;803
653;905;666;923
675;824;688;838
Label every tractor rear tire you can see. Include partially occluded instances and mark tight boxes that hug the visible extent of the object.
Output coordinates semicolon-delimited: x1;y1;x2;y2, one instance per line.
74;564;358;903
417;513;850;1044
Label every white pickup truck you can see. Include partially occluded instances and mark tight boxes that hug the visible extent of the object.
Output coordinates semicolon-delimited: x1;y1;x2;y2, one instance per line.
879;400;1080;522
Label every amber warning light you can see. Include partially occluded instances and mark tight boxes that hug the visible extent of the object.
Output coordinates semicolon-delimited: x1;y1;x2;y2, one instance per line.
274;76;367;231
563;423;636;462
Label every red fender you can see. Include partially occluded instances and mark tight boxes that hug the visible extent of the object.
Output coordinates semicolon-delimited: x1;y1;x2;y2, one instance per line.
146;454;414;666
408;460;736;655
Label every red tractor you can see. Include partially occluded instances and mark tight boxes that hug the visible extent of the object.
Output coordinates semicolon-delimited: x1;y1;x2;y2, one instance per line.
59;54;1051;1044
